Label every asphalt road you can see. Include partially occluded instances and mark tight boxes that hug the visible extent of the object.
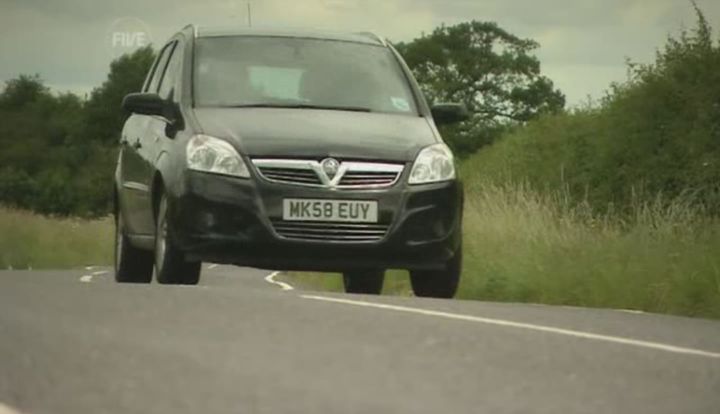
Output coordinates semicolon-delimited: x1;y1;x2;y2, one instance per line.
1;266;719;414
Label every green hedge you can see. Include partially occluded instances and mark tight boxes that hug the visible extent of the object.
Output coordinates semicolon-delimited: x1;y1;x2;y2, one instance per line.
463;12;720;214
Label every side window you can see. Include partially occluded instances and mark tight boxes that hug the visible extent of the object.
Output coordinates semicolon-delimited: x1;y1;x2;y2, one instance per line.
158;41;183;101
140;57;159;93
143;44;170;92
145;42;175;93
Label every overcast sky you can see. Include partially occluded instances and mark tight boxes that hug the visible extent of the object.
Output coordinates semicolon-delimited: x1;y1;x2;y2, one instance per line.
0;0;718;106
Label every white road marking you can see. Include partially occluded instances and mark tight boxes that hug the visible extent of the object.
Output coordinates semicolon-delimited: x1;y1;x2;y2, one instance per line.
85;266;95;271
301;295;720;359
208;263;219;270
618;309;646;314
79;269;108;283
264;272;294;291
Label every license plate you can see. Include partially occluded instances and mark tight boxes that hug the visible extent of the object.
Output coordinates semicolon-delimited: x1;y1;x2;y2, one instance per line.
282;199;378;223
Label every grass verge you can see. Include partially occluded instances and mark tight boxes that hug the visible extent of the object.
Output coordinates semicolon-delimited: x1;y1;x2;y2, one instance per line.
2;190;718;319
282;182;720;319
0;207;113;269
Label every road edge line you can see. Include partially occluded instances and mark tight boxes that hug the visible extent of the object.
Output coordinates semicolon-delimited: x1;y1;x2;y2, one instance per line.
301;294;720;359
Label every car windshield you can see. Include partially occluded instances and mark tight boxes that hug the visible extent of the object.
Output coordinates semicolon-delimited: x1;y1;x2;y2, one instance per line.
193;36;418;114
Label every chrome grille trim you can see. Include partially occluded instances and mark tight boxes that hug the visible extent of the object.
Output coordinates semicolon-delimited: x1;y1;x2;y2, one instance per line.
252;159;404;189
256;167;322;185
271;220;389;242
338;171;400;187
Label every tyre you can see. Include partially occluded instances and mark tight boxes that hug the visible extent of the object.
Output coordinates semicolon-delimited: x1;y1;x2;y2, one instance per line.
114;209;154;283
154;194;201;285
410;248;461;298
342;270;385;294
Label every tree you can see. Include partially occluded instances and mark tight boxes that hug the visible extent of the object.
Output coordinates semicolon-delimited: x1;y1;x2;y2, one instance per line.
0;74;50;110
395;21;565;155
82;46;155;144
464;6;720;214
0;47;155;217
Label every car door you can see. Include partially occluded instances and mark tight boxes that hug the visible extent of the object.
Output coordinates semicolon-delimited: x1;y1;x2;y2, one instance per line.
145;39;183;195
119;42;174;236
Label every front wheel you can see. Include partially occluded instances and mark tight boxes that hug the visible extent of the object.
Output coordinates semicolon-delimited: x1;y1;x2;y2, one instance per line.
409;248;462;298
114;210;153;283
343;270;385;295
154;194;201;285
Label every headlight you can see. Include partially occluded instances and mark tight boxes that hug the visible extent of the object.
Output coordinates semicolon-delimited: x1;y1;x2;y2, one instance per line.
408;143;456;185
186;135;250;178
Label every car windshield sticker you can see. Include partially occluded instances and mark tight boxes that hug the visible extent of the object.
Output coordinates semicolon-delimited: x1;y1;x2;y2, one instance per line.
391;97;410;111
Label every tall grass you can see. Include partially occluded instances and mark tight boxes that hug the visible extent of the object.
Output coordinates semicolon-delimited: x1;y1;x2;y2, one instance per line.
2;195;717;318
0;207;112;269
460;181;720;318
284;182;720;319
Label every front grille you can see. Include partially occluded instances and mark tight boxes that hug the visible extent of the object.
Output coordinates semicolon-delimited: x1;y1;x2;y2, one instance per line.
271;220;389;242
252;159;404;189
338;171;400;187
256;166;322;186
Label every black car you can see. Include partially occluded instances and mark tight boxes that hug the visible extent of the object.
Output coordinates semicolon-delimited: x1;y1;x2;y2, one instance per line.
114;26;468;297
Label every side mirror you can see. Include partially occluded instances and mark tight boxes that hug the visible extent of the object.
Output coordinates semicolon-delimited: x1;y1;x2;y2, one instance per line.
431;103;470;125
122;93;171;118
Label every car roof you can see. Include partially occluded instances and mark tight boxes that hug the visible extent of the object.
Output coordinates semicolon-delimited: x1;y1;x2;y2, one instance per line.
192;26;386;46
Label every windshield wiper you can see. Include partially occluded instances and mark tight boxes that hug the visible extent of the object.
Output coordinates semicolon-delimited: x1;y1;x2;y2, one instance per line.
225;103;372;113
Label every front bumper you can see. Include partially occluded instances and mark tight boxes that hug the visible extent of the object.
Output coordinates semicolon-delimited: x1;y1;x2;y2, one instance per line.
168;171;463;272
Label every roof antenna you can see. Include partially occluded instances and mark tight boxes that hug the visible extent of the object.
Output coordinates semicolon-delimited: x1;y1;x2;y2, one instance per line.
247;1;252;27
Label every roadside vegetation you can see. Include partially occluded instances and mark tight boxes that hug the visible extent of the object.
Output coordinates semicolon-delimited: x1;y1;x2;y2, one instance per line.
0;208;112;269
0;48;155;217
283;182;720;319
460;183;720;317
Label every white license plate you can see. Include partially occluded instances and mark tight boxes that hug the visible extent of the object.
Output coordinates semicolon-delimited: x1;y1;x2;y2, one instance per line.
282;199;378;223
